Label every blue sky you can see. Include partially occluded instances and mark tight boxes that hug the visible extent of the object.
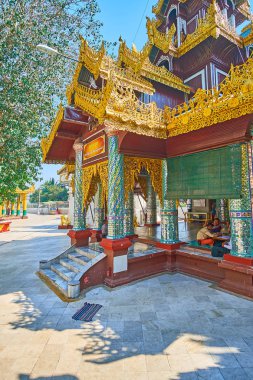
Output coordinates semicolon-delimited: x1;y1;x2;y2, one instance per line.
38;0;253;187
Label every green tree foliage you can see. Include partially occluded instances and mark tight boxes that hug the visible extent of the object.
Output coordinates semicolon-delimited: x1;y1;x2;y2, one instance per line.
0;0;107;204
30;178;68;203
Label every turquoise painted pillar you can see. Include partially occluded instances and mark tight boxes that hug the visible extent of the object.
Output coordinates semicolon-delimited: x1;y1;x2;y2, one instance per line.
73;140;86;230
217;199;229;222
229;143;253;257
124;191;134;236
2;202;6;216
16;196;21;216
93;183;104;230
107;134;124;239
146;176;157;225
161;159;179;243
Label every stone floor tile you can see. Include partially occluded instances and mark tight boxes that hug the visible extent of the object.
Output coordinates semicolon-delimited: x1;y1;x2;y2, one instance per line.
234;352;253;368
145;354;170;372
167;354;196;372
219;367;249;379
123;354;147;372
197;368;224;379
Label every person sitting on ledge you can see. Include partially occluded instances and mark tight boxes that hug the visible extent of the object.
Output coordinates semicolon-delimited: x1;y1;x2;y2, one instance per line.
212;217;222;233
197;222;218;246
211;239;231;257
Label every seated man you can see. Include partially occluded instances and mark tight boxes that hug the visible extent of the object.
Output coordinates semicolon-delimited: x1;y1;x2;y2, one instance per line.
212;218;222;233
211;239;231;257
197;222;217;246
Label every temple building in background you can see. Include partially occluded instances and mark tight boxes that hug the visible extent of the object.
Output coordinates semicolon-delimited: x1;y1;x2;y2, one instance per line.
40;0;253;300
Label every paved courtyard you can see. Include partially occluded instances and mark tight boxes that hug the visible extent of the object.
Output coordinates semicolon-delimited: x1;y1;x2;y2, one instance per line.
0;215;253;379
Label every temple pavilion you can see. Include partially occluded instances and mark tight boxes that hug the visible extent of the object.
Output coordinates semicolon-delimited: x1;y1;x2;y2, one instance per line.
40;0;253;300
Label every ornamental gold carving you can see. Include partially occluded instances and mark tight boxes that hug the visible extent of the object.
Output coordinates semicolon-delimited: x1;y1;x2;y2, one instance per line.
82;161;108;206
41;104;64;163
124;157;162;203
165;56;253;136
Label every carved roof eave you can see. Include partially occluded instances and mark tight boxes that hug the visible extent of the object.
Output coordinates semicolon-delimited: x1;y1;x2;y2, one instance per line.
104;117;167;139
140;59;191;94
41;104;64;163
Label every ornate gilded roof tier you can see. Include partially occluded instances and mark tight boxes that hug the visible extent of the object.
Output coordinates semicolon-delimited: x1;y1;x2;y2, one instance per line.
141;58;190;93
165;54;253;137
41;104;64;162
101;56;155;94
150;1;243;58
105;76;166;138
74;80;114;124
176;1;243;56
146;17;176;54
117;39;152;73
79;37;105;80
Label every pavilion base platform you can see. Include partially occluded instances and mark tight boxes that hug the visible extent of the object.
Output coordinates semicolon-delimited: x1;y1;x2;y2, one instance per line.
218;255;253;298
38;238;253;300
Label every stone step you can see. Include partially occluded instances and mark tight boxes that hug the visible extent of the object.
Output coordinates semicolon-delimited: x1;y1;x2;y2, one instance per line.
60;257;84;273
51;263;76;282
39;268;68;296
75;246;98;259
67;251;90;266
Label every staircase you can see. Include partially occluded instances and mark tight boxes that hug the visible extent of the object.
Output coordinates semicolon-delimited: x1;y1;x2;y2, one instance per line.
38;244;106;299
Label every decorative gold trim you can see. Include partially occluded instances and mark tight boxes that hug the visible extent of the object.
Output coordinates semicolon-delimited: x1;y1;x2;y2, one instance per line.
124;157;162;203
74;80;114;124
165;55;253;137
41;104;64;163
82;161;108;206
147;17;176;54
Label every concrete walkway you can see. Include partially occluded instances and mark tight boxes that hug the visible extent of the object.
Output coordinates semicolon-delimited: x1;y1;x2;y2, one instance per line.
0;215;253;379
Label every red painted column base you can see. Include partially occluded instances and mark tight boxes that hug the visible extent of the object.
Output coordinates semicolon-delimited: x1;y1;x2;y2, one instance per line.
155;241;185;251
67;229;92;247
90;229;102;243
218;254;253;298
100;237;132;287
223;254;253;266
144;223;160;227
58;224;73;230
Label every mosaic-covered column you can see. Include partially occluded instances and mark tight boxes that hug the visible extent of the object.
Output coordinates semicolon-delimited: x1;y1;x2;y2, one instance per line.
11;202;15;216
93;183;104;230
161;159;179;243
72;140;86;231
107;134;124;239
22;195;27;217
216;199;229;222
229;144;253;258
124;191;135;236
16;196;21;216
146;176;157;225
